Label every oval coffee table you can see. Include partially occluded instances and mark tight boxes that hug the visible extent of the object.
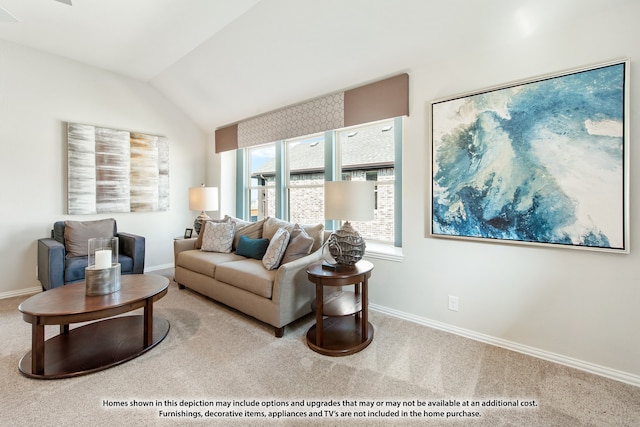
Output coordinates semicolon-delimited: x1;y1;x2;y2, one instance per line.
18;274;169;379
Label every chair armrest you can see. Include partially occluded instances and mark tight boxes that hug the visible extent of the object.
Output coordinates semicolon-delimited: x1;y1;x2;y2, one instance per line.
174;238;197;267
37;238;65;290
117;232;145;274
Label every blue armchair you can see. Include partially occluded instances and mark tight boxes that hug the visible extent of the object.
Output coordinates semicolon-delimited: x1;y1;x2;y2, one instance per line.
37;219;145;290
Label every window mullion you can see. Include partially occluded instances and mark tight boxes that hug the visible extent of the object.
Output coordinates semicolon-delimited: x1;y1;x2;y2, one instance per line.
324;130;338;231
275;140;286;219
393;116;403;247
236;148;247;220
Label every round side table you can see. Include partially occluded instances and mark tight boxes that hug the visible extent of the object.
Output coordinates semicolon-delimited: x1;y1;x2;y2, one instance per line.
305;260;374;356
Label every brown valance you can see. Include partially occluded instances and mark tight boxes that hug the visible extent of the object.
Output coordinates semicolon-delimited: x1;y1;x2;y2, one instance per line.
214;124;238;154
344;73;409;127
215;73;409;153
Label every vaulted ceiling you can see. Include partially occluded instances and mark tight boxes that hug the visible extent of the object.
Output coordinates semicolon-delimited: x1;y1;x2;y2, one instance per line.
0;0;612;132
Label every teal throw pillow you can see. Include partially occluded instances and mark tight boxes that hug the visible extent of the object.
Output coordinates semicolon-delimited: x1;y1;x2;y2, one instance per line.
236;234;270;260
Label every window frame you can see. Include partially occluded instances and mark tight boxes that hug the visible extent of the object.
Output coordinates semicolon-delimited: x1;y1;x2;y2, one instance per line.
237;117;403;247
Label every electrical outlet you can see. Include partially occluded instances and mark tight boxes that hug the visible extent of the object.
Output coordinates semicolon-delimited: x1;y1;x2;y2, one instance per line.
448;295;459;312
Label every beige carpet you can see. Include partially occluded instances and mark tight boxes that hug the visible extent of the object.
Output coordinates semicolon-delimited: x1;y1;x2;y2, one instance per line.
1;270;638;426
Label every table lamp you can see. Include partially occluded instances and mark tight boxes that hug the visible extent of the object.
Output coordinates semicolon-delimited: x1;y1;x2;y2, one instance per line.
324;180;375;270
189;184;219;235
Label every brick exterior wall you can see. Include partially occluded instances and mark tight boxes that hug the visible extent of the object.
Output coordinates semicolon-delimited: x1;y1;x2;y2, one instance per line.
255;168;395;243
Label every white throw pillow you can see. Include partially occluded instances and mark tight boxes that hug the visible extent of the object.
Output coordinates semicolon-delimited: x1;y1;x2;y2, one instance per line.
200;221;236;253
262;227;290;270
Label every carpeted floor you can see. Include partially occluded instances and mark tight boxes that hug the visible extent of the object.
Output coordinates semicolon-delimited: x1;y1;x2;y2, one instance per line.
1;270;638;426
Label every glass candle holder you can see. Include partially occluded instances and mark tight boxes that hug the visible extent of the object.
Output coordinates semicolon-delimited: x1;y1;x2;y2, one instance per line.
86;237;120;296
88;237;118;269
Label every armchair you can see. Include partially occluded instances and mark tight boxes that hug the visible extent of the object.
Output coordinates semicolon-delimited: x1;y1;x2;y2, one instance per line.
37;218;145;290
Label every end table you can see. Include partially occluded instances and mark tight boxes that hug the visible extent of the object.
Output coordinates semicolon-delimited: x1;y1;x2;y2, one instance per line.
305;260;374;356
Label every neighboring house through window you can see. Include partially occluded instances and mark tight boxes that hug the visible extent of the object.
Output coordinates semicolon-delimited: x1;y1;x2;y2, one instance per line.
242;118;402;246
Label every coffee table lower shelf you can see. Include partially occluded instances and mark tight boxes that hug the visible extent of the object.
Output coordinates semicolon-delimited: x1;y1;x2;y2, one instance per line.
306;316;374;356
19;315;169;379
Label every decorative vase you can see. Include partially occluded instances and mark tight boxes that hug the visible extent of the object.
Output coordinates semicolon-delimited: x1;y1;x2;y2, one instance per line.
327;221;366;266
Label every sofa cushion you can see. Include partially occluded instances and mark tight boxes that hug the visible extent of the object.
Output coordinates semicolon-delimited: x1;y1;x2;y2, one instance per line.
64;218;116;258
64;253;134;283
262;227;290;270
64;256;88;283
201;221;236;253
215;259;276;298
236;235;269;260
281;224;314;264
177;250;244;278
232;218;266;250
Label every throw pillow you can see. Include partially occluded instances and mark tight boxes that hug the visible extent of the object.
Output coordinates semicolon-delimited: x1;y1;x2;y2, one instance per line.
281;224;314;264
236;235;270;260
64;218;116;258
224;215;252;229
195;217;229;249
200;221;236;253
299;223;325;252
262;217;293;241
232;218;266;250
262;227;290;270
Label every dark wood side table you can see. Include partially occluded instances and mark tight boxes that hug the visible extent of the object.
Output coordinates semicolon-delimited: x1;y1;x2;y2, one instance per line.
305;260;374;356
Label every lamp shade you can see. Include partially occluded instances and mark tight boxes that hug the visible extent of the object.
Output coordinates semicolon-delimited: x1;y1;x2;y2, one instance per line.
324;181;375;221
189;186;219;212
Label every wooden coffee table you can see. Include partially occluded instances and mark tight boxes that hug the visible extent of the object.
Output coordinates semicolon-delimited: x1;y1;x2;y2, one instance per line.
18;274;169;379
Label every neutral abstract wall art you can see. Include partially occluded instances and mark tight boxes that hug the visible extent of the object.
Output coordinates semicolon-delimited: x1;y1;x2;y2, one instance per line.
430;59;629;252
68;123;169;214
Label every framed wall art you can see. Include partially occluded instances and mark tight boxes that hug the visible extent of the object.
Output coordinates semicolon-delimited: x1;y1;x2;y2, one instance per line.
67;123;169;214
430;59;629;253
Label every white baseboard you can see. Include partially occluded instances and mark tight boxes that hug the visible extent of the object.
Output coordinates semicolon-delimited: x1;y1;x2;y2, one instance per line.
370;303;640;388
144;263;174;272
0;286;41;299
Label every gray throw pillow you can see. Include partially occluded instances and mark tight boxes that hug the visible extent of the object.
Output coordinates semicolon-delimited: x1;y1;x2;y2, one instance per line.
281;224;314;264
64;218;116;258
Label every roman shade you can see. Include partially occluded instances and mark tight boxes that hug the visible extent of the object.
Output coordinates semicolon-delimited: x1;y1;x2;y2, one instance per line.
215;73;409;153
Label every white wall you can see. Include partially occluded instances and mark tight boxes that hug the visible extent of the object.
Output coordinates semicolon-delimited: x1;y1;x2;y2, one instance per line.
206;3;640;384
369;2;640;383
0;40;207;295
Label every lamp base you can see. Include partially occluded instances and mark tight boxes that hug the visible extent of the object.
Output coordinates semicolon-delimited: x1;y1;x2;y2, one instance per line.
327;221;366;266
194;212;212;235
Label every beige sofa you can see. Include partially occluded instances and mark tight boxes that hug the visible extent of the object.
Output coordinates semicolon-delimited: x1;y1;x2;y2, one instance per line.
173;217;326;337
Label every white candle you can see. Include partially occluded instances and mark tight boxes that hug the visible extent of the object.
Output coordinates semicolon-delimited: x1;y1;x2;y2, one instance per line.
95;249;112;269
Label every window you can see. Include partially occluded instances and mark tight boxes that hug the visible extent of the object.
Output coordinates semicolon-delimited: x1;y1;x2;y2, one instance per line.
240;118;402;246
248;144;275;221
338;120;396;243
286;134;325;225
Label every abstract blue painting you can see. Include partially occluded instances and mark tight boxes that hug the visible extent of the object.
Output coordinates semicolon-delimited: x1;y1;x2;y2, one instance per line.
431;60;628;252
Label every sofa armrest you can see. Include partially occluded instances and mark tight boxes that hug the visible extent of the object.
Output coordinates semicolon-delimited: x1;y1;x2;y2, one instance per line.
118;232;145;274
272;248;325;320
174;238;197;267
37;238;65;290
